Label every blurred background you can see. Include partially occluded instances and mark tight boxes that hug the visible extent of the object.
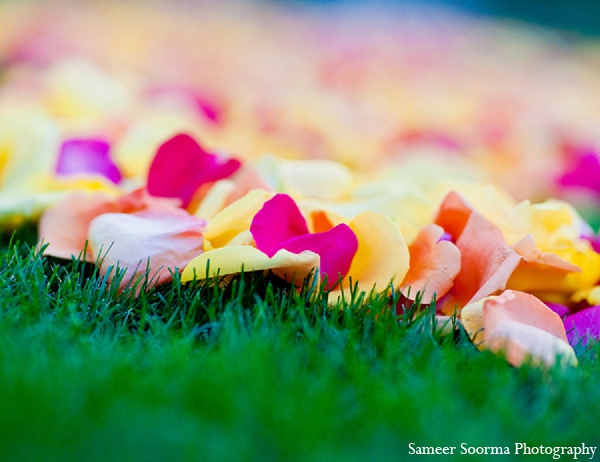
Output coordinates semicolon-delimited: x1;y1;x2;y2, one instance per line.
269;0;600;37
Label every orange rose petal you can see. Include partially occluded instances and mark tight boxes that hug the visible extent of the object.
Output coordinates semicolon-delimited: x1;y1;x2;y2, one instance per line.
482;290;576;367
440;211;523;314
38;191;119;261
307;209;338;234
401;224;461;304
434;191;473;241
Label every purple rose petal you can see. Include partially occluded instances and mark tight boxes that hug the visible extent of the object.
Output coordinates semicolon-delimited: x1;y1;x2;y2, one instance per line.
56;138;122;184
564;305;600;347
147;133;241;209
250;194;310;257
279;224;358;290
546;302;571;318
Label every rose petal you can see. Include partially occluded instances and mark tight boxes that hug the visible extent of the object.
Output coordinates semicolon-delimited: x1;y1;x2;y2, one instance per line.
564;305;600;346
434;191;473;241
278;159;353;201
147;133;241;208
461;290;577;368
38;192;119;261
88;209;205;291
250;193;310;257
483;291;577;367
557;151;600;196
56;138;122;184
546;302;571;318
181;245;319;287
38;188;184;261
440;211;523;314
204;189;272;250
279;223;358;290
329;211;409;300
401;223;461;304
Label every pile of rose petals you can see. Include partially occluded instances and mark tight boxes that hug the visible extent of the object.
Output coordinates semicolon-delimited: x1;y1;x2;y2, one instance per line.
2;1;600;367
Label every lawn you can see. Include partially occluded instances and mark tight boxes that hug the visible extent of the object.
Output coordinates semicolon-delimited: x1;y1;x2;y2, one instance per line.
1;224;598;462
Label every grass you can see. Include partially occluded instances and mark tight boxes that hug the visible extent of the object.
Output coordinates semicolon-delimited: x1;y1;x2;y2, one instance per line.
1;223;599;461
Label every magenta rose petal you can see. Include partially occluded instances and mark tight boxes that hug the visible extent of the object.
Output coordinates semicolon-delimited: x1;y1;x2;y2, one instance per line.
56;138;122;184
564;305;600;346
279;224;358;290
250;194;310;257
147;133;241;208
557;150;600;196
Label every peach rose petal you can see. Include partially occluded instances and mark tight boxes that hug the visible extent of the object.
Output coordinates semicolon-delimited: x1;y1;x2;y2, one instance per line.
439;211;523;315
88;209;205;291
329;211;409;301
38;191;119;261
181;245;320;287
482;290;577;367
401;223;461;304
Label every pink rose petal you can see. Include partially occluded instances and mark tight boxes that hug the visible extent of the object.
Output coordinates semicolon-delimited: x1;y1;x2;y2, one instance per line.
56;138;122;184
250;194;310;257
147;133;241;209
279;224;358;290
88;209;205;292
564;305;600;346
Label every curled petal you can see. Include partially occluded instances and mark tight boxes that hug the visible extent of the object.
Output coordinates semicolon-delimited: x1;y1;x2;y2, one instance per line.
564;306;600;346
279;224;358;290
56;138;122;184
461;290;577;368
181;246;319;287
88;210;205;291
147;133;241;208
250;193;309;257
401;224;461;303
440;211;522;314
434;191;473;241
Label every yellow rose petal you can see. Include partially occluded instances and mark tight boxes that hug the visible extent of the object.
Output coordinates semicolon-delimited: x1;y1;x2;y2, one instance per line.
203;189;272;250
330;211;409;301
181;246;319;286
